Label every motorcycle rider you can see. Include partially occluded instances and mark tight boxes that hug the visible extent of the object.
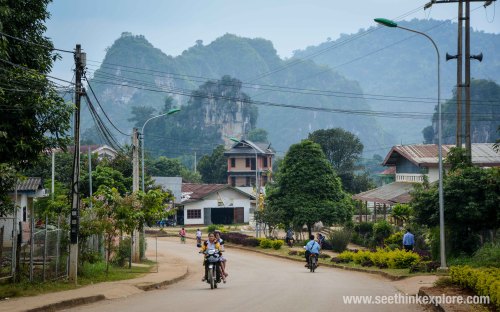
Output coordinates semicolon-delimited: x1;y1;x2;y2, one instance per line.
214;230;228;279
304;234;321;268
200;232;224;283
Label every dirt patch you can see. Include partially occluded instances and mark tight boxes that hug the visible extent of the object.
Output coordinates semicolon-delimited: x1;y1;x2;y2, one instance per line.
419;286;493;312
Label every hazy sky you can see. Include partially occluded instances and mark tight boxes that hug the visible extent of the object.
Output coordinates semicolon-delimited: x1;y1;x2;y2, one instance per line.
46;0;499;81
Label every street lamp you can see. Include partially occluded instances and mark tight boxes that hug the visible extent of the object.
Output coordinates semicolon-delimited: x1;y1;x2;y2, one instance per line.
375;18;446;269
141;108;181;192
229;137;260;237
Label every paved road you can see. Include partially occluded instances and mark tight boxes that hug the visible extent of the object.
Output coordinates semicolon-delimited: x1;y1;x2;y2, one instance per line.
65;237;426;312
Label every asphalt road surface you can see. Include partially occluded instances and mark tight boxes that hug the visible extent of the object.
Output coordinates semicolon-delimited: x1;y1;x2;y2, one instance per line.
65;237;426;312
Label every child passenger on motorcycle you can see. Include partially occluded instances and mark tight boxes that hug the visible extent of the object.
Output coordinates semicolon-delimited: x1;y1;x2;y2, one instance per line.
200;232;225;282
214;231;228;279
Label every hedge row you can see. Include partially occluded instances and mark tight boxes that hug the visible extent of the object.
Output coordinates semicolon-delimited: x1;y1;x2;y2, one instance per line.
449;266;500;309
260;238;284;250
336;248;421;269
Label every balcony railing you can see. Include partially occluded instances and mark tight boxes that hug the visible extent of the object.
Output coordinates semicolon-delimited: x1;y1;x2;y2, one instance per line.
395;173;424;183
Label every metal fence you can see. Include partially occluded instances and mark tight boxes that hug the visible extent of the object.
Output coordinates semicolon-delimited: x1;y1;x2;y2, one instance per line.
0;218;15;280
4;217;70;282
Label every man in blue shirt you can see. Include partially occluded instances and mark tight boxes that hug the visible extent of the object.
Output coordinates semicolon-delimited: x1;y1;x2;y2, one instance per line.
403;229;415;251
304;234;321;267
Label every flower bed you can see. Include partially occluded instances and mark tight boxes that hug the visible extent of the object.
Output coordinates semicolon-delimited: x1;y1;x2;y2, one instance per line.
449;265;500;309
335;248;421;269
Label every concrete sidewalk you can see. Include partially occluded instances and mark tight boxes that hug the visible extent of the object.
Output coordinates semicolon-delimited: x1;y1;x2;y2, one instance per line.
0;238;188;312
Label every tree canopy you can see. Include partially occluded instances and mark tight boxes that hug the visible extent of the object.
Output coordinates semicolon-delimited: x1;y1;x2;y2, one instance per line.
197;145;228;184
308;128;372;193
264;140;353;235
0;0;72;215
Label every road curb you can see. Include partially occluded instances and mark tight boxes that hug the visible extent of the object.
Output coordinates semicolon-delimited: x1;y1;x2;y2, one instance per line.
227;244;408;281
418;287;448;312
135;267;189;291
25;295;106;312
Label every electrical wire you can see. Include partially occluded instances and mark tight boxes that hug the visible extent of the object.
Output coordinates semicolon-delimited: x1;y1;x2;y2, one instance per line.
0;31;74;54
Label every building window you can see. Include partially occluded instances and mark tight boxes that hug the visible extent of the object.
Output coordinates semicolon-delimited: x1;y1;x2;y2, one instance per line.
23;207;27;222
230;177;236;187
245;158;250;167
187;209;201;219
231;158;236;167
263;157;268;167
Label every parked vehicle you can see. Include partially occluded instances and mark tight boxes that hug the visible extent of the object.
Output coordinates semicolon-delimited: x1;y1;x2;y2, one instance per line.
204;249;222;289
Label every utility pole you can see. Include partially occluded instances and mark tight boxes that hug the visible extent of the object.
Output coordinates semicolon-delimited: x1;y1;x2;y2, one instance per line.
132;128;140;263
426;0;492;155
69;44;85;283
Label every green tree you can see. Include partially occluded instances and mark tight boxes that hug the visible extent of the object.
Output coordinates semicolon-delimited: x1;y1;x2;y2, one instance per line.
248;128;268;142
308;128;370;193
445;146;472;171
266;140;352;236
148;156;184;177
390;203;413;227
198;145;228;184
411;167;499;256
0;0;72;214
80;165;130;197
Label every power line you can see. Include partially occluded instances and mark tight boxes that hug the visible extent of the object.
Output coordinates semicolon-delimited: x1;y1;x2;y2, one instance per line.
0;57;75;85
0;31;74;54
83;74;130;136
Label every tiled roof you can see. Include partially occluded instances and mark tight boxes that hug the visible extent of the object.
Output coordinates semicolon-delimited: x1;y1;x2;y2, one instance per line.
383;143;500;167
15;177;43;192
378;167;396;175
352;182;415;205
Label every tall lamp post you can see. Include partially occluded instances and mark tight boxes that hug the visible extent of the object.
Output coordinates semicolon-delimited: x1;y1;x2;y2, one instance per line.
141;108;181;192
374;18;446;270
229;138;260;237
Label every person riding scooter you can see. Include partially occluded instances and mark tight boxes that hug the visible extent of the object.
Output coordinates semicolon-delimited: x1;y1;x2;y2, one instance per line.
304;234;321;268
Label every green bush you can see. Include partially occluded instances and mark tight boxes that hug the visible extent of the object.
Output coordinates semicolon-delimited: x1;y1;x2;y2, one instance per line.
327;228;352;252
471;242;500;267
354;222;374;235
114;237;131;267
272;240;284;250
384;231;404;247
260;238;273;249
207;224;224;233
353;250;372;265
450;266;500;309
373;221;393;246
387;249;420;269
337;251;356;262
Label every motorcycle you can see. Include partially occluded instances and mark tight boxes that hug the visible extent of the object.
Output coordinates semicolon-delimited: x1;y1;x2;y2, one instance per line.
308;253;318;273
203;249;222;289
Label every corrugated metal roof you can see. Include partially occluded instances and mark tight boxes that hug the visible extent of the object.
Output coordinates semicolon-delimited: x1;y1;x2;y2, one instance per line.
352;182;415;205
15;177;43;192
181;183;255;203
224;139;275;155
383;143;500;167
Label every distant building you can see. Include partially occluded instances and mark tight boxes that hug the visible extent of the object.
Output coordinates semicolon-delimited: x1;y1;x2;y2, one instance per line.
1;177;46;246
64;144;118;160
178;183;255;225
224;139;275;189
352;143;500;222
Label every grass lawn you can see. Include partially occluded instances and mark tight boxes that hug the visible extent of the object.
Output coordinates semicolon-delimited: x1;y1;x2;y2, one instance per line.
0;260;154;300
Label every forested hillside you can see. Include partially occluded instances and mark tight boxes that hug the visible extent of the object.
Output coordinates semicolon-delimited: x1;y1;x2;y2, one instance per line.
294;18;500;145
86;33;391;157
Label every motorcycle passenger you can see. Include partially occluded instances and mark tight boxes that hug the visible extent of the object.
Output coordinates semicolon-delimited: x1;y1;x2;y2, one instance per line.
200;232;224;283
304;234;321;267
214;230;228;279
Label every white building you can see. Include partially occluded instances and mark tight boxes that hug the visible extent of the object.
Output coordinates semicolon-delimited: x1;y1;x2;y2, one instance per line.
179;183;255;226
